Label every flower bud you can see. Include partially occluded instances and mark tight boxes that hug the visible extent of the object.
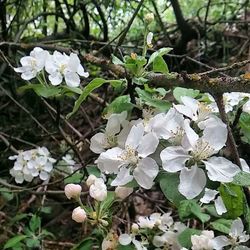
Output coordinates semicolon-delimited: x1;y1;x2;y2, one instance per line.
86;174;97;187
64;183;82;200
89;178;107;201
145;13;154;24
72;206;86;223
115;186;133;199
131;223;139;233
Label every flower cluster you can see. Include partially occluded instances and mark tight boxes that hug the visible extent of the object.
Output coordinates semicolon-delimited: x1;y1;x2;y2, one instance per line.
14;47;89;87
91;96;243;200
9;147;56;183
118;212;186;249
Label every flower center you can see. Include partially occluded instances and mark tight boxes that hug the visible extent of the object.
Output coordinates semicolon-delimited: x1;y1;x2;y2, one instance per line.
59;64;67;74
169;126;184;145
120;146;138;165
191;139;214;161
198;103;211;121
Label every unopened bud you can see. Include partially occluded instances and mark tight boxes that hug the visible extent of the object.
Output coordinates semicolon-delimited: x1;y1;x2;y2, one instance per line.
145;13;154;24
72;206;86;223
86;174;97;187
115;186;133;199
132;223;139;233
64;183;82;200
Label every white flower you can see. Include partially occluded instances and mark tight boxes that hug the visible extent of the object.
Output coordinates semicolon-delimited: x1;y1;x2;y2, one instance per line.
191;230;214;250
72;206;86;223
212;218;250;250
45;51;89;87
119;233;147;250
90;112;127;154
14;47;49;80
200;188;227;215
62;154;75;166
174;96;213;122
138;213;162;229
97;123;159;189
146;32;153;47
146;108;185;143
115;186;133;199
64;184;82;200
160;117;240;199
89;178;107;201
9;147;56;183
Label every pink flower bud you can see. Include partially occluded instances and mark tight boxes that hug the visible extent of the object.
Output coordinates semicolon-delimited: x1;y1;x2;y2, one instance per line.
64;184;82;200
115;186;133;199
72;206;86;223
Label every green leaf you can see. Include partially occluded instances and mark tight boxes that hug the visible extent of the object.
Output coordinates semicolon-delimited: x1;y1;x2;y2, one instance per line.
4;235;28;249
70;237;95;250
159;172;185;206
118;245;135;250
239;112;250;143
153;56;169;73
136;88;171;112
87;165;101;177
18;84;61;98
178;228;201;248
111;54;124;65
178;200;210;223
232;171;250;186
219;184;244;219
103;95;134;116
147;47;173;67
61;86;82;95
210;219;233;234
29;214;41;232
100;191;116;213
67;78;108;119
26;238;40;248
173;87;200;103
64;172;84;184
0;187;14;201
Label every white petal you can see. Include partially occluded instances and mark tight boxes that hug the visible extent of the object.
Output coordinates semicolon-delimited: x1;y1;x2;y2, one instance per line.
230;218;244;237
160;146;190;172
133;157;158;189
111;167;133;186
202;116;227;151
200;188;218;204
119;234;132;245
48;72;63;85
97;147;123;174
68;53;80;72
65;72;80;87
182;119;199;150
212;236;230;250
125;124;144;150
106;113;125;136
214;196;227;215
77;64;89;77
179;166;206;199
44;163;53;172
39;171;49;180
240;158;250;173
204;157;240;183
21;70;36;80
146;32;153;45
137;132;159;158
90;133;107;154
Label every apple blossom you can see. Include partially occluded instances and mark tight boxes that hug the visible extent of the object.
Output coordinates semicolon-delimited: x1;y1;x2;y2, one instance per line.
45;51;89;87
146;32;153;47
97;123;159;189
9;147;56;183
14;47;49;80
72;206;87;223
64;183;82;200
144;13;154;23
90;111;127;154
89;178;107;201
86;174;97;187
191;230;214;250
160;117;240;199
